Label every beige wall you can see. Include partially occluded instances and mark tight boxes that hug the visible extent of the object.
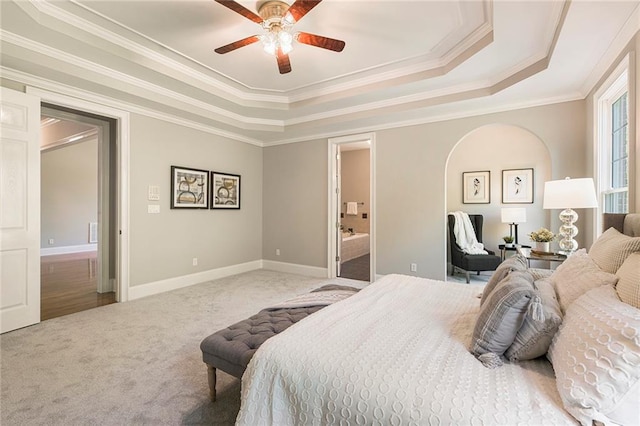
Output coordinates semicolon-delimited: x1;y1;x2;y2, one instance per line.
263;100;587;280
378;101;585;278
447;124;552;254
41;139;98;248
262;139;327;267
340;149;370;234
129;114;263;286
7;28;636;288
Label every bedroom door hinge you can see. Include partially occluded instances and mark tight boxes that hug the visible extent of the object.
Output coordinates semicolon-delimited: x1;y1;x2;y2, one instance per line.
335;256;340;262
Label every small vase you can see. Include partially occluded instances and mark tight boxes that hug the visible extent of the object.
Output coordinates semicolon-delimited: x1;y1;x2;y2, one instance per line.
535;242;550;253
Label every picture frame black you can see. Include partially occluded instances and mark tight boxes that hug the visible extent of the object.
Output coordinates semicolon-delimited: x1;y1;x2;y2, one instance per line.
170;166;209;209
502;168;534;204
210;171;241;209
462;170;490;204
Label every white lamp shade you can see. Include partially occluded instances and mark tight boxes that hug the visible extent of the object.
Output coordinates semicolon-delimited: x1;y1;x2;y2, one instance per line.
543;177;598;209
501;208;527;223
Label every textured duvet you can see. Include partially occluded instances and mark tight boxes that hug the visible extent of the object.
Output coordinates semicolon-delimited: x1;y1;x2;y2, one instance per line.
236;274;577;425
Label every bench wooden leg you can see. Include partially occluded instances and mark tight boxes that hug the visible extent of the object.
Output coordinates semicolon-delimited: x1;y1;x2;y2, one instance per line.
207;365;217;402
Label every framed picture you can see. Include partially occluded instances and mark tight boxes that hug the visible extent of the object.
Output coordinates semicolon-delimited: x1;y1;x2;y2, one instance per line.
170;166;209;209
211;171;241;209
502;168;534;204
463;171;490;204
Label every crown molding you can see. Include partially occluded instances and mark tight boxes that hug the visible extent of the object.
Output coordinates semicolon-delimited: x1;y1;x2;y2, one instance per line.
263;92;586;147
7;63;585;150
0;30;283;131
3;67;265;146
2;26;560;134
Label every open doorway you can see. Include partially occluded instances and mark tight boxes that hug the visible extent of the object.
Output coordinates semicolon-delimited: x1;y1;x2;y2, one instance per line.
328;133;376;282
40;105;117;320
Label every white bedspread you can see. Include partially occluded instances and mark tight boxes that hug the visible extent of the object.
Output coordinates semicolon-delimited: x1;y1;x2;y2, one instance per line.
236;274;577;426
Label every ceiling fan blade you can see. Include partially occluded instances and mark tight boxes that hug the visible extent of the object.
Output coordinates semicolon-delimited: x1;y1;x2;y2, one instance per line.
276;48;292;74
286;0;322;23
215;0;263;24
296;32;345;52
214;35;260;54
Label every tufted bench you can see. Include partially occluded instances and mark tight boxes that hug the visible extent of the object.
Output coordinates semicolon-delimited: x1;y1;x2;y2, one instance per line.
200;284;358;401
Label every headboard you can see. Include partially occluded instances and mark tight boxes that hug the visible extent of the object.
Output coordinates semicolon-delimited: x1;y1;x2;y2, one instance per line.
603;213;640;237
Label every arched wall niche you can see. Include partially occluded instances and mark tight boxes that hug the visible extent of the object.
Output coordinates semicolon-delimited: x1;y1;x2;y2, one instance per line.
444;123;552;279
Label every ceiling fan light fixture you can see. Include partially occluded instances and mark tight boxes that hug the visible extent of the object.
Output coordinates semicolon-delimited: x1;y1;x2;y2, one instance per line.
214;0;345;73
282;12;295;25
261;26;293;56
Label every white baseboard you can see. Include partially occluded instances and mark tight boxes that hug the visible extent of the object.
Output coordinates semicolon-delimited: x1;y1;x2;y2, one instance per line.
41;244;97;256
128;260;263;300
128;259;331;301
262;260;328;278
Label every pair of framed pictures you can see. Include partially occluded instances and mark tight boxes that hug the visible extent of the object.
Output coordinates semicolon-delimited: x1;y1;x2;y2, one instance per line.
462;168;533;204
170;166;241;210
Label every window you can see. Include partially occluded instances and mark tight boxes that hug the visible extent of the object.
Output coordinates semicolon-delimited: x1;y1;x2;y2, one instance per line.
596;60;629;222
605;91;629;213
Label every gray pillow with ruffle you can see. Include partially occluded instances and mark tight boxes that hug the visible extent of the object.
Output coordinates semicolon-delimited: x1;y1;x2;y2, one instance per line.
472;270;539;368
480;254;528;305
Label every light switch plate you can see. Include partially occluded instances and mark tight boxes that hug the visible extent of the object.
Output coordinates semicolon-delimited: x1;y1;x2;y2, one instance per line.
148;185;160;201
148;204;160;214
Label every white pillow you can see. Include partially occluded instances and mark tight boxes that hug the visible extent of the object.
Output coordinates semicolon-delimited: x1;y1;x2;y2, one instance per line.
548;285;640;426
588;227;640;274
616;252;640;309
550;249;618;314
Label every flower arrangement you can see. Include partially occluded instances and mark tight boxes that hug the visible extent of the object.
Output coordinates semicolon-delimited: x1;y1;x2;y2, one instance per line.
528;228;555;242
502;235;514;244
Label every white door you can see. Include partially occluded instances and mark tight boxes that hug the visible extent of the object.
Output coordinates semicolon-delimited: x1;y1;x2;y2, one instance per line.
1;88;41;333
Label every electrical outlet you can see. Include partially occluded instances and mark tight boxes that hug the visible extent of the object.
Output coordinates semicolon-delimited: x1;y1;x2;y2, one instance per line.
48;238;54;245
276;249;281;256
192;258;198;266
410;263;417;272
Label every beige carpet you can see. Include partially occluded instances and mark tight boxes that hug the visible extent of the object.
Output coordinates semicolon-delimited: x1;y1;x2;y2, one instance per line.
1;270;360;425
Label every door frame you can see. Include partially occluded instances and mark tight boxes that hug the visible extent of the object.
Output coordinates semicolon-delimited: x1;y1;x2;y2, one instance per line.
327;132;376;280
28;87;131;302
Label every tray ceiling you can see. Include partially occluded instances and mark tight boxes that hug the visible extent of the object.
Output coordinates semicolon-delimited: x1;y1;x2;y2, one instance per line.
1;0;638;145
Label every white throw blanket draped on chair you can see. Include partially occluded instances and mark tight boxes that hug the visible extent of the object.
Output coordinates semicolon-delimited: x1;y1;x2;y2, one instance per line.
450;211;488;255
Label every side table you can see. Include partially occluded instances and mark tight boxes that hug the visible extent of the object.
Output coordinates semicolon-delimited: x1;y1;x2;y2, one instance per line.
516;247;567;268
499;244;531;261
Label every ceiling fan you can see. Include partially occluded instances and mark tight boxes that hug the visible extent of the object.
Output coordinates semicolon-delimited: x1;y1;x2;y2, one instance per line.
214;0;345;74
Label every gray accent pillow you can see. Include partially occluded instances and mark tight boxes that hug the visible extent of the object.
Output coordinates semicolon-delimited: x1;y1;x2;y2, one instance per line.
472;270;536;364
480;254;528;305
505;278;562;362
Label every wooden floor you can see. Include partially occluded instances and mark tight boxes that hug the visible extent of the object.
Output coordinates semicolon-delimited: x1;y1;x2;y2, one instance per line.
41;251;116;321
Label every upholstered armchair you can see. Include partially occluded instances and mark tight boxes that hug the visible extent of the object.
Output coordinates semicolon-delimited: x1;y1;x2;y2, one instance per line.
447;214;502;283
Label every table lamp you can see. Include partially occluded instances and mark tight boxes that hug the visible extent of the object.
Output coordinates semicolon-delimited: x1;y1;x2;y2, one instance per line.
543;177;598;255
501;208;526;244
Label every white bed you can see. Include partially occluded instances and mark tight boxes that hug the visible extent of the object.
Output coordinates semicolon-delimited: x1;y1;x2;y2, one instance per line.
236;274;577;425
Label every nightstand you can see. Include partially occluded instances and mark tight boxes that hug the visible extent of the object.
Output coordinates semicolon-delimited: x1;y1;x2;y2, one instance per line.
499;244;531;261
516;247;567;267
